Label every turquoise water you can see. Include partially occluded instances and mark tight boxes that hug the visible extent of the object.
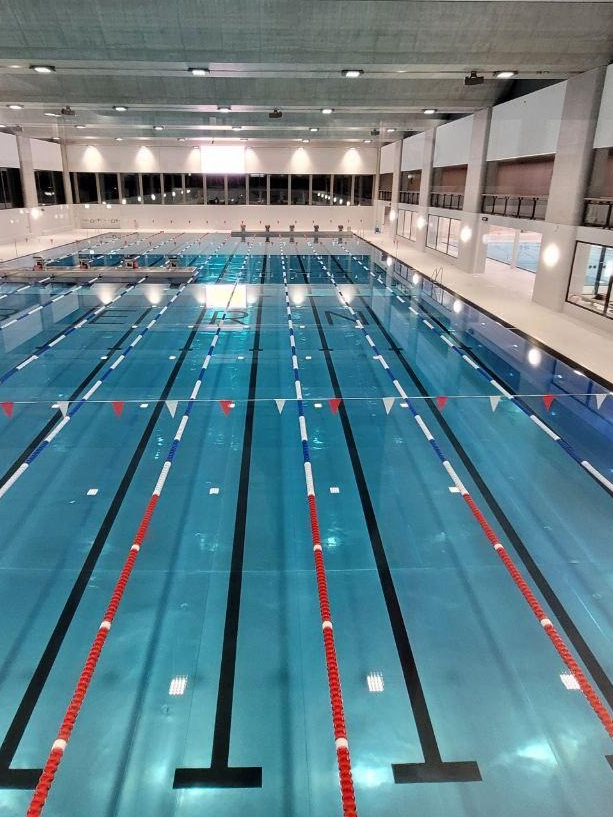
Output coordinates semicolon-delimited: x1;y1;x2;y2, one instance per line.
0;232;613;816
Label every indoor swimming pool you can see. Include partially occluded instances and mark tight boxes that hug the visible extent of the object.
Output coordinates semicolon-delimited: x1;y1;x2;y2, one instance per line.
0;232;613;817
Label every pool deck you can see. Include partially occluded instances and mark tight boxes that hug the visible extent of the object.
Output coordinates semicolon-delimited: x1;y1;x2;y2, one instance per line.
359;229;613;388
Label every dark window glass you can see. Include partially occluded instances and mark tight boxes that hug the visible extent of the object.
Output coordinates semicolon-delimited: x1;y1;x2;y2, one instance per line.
120;174;139;203
75;172;98;203
0;167;24;209
207;175;225;204
227;175;246;204
185;174;204;205
269;174;289;204
34;170;66;206
249;174;267;204
70;172;79;204
142;173;162;203
100;173;120;204
333;175;352;205
312;174;331;205
163;173;184;204
353;175;373;205
291;175;309;205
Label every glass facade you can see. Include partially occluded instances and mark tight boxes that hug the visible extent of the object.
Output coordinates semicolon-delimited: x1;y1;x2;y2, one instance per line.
567;241;613;319
333;175;351;206
34;170;66;206
163;174;184;204
353;175;373;206
312;174;331;205
100;173;120;204
291;175;309;204
141;173;162;204
227;175;246;205
426;214;460;257
120;173;140;204
185;174;204;205
249;174;267;204
0;167;24;209
269;174;289;205
398;208;418;242
206;175;225;205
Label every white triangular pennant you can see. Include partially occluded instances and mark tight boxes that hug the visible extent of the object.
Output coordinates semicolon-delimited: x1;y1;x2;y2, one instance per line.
595;393;607;410
383;397;395;415
166;399;178;418
489;395;501;412
275;398;286;414
57;401;69;417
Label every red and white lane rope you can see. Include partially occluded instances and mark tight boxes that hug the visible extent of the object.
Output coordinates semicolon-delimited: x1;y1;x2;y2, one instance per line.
25;253;249;817
280;253;358;817
344;248;613;496
315;253;613;746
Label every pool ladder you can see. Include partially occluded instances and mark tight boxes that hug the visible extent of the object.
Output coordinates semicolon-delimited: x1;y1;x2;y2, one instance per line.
431;266;444;302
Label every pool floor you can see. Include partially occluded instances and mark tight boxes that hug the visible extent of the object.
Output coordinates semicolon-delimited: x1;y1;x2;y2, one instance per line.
0;232;613;816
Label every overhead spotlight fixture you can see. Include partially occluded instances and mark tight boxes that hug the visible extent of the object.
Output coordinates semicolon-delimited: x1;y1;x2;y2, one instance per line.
7;103;23;110
269;108;283;119
464;70;484;86
115;137;123;141
153;125;164;130
342;69;363;78
423;108;437;115
386;128;396;133
217;105;231;112
302;138;310;143
370;128;380;136
309;127;319;132
321;107;334;115
75;124;86;129
61;105;75;116
496;70;517;79
231;125;242;131
177;137;186;141
51;136;59;141
30;65;55;74
113;105;128;112
363;139;372;144
189;67;209;76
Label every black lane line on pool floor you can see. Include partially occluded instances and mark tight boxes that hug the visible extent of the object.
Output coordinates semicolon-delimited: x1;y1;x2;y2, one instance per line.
0;252;241;789
332;256;613;766
299;255;481;784
173;255;265;789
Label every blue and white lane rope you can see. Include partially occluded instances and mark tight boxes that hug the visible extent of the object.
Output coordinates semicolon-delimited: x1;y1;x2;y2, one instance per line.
279;252;358;817
314;251;613;746
0;241;233;500
339;248;613;497
27;261;247;817
0;276;102;330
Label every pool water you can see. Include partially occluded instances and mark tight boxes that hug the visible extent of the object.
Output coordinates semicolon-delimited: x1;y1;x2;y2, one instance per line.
1;232;613;817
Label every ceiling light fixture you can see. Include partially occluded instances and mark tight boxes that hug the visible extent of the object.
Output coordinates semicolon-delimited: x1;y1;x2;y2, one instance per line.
30;65;55;74
342;69;363;78
113;105;128;112
321;107;334;115
496;70;517;79
189;67;209;76
177;137;186;141
363;139;372;143
7;103;23;110
153;125;164;131
269;108;282;119
115;137;123;141
231;125;242;131
423;108;437;115
309;127;319;132
217;105;231;112
76;124;86;129
302;138;310;143
465;70;484;86
386;128;396;133
44;111;60;117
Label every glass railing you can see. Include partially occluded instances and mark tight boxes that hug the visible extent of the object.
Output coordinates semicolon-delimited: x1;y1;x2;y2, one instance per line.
399;190;419;205
481;194;548;220
583;198;613;229
429;191;464;210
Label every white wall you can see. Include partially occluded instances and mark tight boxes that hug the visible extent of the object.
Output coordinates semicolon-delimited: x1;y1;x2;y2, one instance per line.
74;203;374;232
66;143;377;175
0;131;19;167
30;138;63;171
594;64;613;149
379;142;396;174
401;132;425;171
433;115;473;167
0;204;72;243
487;81;567;161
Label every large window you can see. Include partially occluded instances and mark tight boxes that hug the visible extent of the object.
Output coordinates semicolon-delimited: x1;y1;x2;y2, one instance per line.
249;174;267;204
291;175;309;205
206;175;225;204
185;174;204;205
398;208;418;242
100;173;120;204
567;241;613;319
426;214;460;257
0;167;23;209
270;174;289;204
34;170;66;206
72;172;98;204
227;175;246;205
163;174;184;204
120;173;140;204
142;173;162;204
353;175;373;206
333;175;352;206
312;174;331;205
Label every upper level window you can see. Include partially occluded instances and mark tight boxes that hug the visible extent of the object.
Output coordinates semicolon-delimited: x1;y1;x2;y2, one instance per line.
353;175;373;206
333;175;351;206
312;174;331;205
227;175;246;205
270;174;289;204
249;174;267;205
206;175;225;204
291;175;309;205
34;170;66;206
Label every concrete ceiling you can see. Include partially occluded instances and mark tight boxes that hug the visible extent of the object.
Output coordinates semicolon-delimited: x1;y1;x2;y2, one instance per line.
0;0;612;145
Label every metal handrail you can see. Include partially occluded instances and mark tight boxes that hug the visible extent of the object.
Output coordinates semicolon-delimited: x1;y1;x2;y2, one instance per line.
481;193;548;220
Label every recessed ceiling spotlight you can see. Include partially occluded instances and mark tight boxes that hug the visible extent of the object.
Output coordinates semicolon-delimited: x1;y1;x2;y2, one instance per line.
115;137;123;141
189;67;209;76
321;107;334;115
7;104;23;110
153;125;164;131
51;136;59;141
217;105;231;112
113;105;128;112
386;127;396;133
302;138;310;143
342;69;363;78
44;111;60;117
30;65;55;74
423;108;437;115
177;137;186;141
363;139;372;143
76;124;86;129
9;64;22;69
496;70;517;79
309;127;319;132
231;125;242;131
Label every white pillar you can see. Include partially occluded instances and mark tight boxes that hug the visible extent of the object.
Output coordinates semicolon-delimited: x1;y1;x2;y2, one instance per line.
533;66;606;310
415;128;435;251
390;140;402;237
16;135;38;210
457;108;491;273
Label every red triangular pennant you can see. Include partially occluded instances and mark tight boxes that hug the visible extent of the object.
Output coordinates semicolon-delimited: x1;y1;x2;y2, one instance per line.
542;395;555;411
111;401;124;417
329;398;342;415
220;400;233;416
436;396;448;411
1;401;14;418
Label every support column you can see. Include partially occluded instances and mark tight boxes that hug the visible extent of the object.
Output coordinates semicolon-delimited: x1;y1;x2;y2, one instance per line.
60;142;73;205
533;66;606;310
372;143;382;230
16;135;38;210
457;108;491;273
390;139;403;237
415;128;435;251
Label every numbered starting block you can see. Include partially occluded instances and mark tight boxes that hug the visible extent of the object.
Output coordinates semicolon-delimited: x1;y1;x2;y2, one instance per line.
33;256;46;271
123;256;139;269
167;255;179;269
78;254;91;270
